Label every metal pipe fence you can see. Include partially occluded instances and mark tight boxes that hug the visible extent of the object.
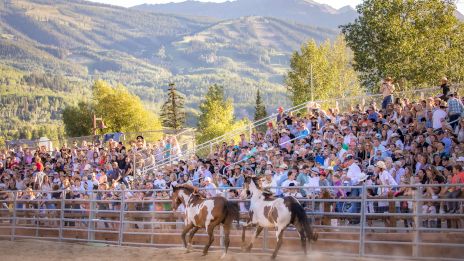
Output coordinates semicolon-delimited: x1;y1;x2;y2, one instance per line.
0;184;463;260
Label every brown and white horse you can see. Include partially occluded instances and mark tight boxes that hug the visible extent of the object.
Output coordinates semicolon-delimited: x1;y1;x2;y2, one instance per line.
172;184;239;257
241;177;317;259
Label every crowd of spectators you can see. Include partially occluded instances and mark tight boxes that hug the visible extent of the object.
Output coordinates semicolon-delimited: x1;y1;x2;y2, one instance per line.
0;77;464;227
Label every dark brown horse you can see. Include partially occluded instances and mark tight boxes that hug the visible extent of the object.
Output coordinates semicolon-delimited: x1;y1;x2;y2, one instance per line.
172;184;239;257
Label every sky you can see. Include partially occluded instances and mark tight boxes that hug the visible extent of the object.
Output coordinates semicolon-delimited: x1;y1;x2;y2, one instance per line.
88;0;464;13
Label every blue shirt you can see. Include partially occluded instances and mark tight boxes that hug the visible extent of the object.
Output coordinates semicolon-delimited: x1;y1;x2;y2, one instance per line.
235;175;245;188
368;112;379;122
315;155;325;165
441;137;452;155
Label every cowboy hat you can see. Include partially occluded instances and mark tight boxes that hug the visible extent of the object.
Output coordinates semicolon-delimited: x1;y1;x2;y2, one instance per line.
376;161;387;169
358;172;368;182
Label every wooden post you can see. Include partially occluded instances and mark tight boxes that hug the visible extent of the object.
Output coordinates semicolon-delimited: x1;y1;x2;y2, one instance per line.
322;190;331;227
388;192;397;228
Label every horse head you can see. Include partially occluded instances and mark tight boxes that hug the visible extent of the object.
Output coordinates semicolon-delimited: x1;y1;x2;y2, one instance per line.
240;175;261;199
172;184;198;210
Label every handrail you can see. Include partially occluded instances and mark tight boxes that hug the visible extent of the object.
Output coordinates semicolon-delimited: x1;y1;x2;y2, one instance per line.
140;86;442;174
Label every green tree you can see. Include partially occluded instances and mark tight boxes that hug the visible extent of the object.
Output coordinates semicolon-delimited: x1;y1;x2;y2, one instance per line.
62;101;94;137
254;89;267;121
341;0;464;90
160;83;186;132
92;80;162;134
285;36;364;106
197;84;244;144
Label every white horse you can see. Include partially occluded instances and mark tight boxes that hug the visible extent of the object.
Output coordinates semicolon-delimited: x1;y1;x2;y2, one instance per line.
241;177;317;259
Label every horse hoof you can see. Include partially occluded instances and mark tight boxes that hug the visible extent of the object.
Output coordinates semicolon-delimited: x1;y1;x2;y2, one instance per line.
312;232;319;242
220;253;226;259
271;254;277;260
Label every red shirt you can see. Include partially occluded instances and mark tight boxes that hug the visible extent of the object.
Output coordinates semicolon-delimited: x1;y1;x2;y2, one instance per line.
36;162;44;172
450;172;464;191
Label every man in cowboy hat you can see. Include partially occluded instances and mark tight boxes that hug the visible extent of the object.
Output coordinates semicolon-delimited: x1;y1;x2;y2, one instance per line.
262;170;277;194
440;77;450;100
203;176;217;198
376;161;397;187
380;76;395;110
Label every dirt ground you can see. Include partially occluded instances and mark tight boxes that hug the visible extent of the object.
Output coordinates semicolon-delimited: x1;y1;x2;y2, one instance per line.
0;239;392;261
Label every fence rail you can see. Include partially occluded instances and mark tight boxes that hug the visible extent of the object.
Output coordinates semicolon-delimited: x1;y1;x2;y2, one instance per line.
0;183;463;260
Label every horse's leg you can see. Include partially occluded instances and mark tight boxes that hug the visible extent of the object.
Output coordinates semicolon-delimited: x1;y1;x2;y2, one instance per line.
294;221;307;255
246;225;263;252
187;226;200;252
271;226;286;259
221;224;231;259
241;221;253;250
202;224;216;256
181;223;194;249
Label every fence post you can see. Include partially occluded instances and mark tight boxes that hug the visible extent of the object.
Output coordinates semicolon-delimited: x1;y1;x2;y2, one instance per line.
118;191;125;246
88;192;95;241
59;192;65;241
11;191;17;241
413;187;422;257
359;184;366;257
263;227;268;251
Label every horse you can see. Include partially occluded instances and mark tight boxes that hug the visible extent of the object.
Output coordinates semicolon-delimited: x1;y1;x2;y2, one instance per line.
171;184;240;257
240;177;318;259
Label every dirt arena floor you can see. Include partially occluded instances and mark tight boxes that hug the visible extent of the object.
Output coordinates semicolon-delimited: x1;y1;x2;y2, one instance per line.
0;239;393;261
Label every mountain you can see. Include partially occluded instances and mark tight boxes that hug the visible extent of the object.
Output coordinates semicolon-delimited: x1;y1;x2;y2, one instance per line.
133;0;358;29
0;0;338;138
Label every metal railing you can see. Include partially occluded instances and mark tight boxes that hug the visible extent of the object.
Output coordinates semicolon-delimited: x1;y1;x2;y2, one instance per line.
0;183;463;259
141;86;444;174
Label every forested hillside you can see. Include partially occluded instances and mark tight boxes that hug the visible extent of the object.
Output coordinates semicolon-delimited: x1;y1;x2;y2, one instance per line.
0;65;90;142
0;0;337;119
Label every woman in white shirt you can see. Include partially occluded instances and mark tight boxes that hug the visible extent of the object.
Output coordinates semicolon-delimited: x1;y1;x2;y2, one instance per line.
375;161;397;213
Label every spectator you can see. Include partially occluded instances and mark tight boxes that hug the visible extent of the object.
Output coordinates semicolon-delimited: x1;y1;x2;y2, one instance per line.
380;77;395;111
447;93;464;129
440;77;450;101
432;101;448;130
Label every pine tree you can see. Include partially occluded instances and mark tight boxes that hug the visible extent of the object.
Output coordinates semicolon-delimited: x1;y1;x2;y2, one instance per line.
254;89;267;121
160;83;186;132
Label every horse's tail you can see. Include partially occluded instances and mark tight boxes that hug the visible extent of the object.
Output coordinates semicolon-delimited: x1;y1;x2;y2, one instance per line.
223;201;240;225
292;200;318;242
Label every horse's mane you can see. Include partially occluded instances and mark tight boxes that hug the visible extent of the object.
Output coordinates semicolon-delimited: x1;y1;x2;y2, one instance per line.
244;176;261;188
173;184;199;194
